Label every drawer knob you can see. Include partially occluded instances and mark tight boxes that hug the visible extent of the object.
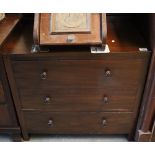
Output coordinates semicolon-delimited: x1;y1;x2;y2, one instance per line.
41;71;47;80
105;69;111;77
102;119;107;127
48;119;53;126
44;96;51;104
103;95;108;104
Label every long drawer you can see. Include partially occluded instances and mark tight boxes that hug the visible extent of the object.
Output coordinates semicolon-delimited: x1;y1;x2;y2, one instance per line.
23;111;133;134
12;58;143;89
20;87;136;111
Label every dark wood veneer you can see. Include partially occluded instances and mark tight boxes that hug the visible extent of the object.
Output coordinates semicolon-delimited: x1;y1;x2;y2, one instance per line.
0;14;152;141
23;111;133;134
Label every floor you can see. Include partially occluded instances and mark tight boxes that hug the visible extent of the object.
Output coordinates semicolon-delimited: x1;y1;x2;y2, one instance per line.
0;134;128;142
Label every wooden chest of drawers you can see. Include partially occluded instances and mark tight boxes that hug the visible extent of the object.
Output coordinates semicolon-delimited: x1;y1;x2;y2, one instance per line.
4;52;150;140
0;14;152;141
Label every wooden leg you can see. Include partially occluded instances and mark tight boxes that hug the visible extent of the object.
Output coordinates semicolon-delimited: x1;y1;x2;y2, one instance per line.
22;133;30;141
11;133;30;142
135;130;152;142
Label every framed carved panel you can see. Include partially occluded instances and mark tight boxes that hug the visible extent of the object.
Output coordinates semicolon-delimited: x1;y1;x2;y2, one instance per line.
34;13;106;46
51;13;91;33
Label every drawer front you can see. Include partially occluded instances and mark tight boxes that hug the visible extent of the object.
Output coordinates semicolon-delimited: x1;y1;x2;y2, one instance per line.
13;58;145;111
0;105;12;126
23;111;133;134
12;59;143;89
20;88;136;111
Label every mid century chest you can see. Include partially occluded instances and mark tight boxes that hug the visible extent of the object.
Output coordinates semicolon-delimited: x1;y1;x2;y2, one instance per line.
0;13;152;141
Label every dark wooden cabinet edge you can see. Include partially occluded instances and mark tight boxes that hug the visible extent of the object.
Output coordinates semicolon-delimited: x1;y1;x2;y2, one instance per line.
135;14;155;142
0;14;23;142
0;56;22;141
3;55;29;140
128;57;151;141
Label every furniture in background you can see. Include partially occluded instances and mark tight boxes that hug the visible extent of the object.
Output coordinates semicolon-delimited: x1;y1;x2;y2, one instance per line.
135;14;155;142
0;14;21;141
